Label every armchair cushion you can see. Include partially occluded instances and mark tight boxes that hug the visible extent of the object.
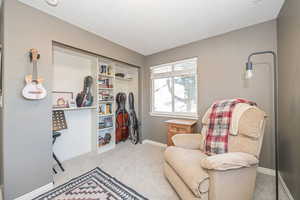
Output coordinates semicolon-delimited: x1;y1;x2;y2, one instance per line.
164;146;209;197
172;134;203;150
200;152;258;171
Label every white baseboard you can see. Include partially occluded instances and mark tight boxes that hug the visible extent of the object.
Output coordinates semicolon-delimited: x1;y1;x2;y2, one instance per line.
257;167;295;200
257;167;275;176
0;185;3;200
142;139;167;148
279;173;295;200
14;183;53;200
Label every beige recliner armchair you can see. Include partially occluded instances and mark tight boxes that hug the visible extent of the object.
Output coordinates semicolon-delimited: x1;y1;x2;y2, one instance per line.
164;106;266;200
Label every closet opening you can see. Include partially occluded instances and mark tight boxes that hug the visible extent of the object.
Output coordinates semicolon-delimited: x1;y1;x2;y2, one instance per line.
51;44;140;175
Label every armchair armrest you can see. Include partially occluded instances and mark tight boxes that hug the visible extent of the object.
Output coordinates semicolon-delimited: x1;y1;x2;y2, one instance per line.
172;134;203;150
200;152;258;171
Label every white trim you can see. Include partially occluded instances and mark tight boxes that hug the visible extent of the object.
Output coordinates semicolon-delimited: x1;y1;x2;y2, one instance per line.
142;139;167;148
0;185;3;200
279;173;295;200
150;57;197;70
149;112;199;120
257;167;295;200
14;183;53;200
150;58;198;117
257;167;275;176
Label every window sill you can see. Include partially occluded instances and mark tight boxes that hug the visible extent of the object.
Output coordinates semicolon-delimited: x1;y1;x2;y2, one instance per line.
149;112;199;120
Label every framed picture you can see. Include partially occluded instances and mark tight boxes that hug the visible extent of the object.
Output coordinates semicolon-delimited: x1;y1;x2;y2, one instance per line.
52;91;74;108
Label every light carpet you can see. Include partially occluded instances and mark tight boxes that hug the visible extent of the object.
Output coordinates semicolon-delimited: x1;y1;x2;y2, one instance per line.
54;141;289;200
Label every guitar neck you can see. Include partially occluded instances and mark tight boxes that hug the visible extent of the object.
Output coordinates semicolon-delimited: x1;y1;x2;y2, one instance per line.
32;61;38;81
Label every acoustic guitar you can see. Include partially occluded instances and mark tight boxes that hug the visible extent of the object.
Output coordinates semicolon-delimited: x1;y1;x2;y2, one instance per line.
22;49;47;100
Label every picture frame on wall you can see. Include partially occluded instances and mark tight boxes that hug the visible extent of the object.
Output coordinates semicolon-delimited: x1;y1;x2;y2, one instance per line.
52;91;74;108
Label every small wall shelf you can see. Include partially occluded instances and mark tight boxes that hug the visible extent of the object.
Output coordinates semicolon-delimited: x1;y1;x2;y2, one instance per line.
53;106;97;111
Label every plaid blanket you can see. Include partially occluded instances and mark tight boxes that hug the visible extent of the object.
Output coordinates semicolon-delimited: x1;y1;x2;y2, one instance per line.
205;99;256;155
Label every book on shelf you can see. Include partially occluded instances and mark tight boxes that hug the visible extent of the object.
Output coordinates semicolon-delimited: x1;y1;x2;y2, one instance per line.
98;90;114;101
99;103;112;115
98;116;113;129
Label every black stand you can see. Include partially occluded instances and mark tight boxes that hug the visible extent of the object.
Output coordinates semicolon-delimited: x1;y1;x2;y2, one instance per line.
52;110;68;174
52;131;65;173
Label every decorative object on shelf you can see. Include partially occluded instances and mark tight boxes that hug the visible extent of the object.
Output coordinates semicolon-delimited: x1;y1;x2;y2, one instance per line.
69;99;77;108
99;63;114;76
98;136;106;146
104;133;112;144
98;77;113;88
76;76;94;107
52;91;73;108
115;92;129;143
115;72;125;78
107;65;113;76
128;92;140;144
115;72;133;81
98;133;112;147
100;63;108;75
22;49;47;100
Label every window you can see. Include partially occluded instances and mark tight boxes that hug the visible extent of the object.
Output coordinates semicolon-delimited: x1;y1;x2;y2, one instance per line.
150;58;198;119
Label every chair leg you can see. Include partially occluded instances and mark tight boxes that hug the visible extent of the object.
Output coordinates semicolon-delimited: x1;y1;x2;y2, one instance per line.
53;153;65;172
53;167;57;174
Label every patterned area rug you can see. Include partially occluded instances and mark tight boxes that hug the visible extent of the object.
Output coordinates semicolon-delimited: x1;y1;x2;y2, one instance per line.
34;167;148;200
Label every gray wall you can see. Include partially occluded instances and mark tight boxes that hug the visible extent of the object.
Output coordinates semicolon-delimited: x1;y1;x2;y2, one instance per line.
277;0;300;199
0;0;3;187
143;20;277;169
2;0;144;199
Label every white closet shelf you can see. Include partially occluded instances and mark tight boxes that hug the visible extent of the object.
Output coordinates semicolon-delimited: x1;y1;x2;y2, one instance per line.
98;127;114;131
99;113;114;117
115;77;132;81
98;87;114;90
99;74;115;78
99;100;114;103
97;142;115;154
53;106;97;111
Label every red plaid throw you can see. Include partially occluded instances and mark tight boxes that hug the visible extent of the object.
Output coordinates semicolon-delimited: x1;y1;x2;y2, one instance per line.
205;98;256;155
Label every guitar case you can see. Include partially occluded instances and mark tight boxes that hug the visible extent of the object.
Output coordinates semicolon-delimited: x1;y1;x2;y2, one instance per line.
76;76;94;107
128;92;140;144
115;93;129;143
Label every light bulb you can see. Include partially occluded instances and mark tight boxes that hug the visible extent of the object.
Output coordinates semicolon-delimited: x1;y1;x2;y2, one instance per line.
245;69;254;79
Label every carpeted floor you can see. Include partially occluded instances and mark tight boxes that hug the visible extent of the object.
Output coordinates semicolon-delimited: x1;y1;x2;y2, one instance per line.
54;142;289;200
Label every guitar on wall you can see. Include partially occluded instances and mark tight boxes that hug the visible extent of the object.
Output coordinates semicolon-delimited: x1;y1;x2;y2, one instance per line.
22;49;47;100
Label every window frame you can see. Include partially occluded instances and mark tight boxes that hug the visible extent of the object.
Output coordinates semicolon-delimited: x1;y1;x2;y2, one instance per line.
149;57;198;119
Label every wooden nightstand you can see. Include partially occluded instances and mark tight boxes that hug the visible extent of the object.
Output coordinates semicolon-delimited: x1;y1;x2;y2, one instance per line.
165;119;197;146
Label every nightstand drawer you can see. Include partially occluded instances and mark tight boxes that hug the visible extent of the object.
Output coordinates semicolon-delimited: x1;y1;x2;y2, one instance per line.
169;125;189;132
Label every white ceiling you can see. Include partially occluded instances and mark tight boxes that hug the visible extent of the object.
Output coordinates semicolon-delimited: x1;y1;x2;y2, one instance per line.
18;0;284;55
